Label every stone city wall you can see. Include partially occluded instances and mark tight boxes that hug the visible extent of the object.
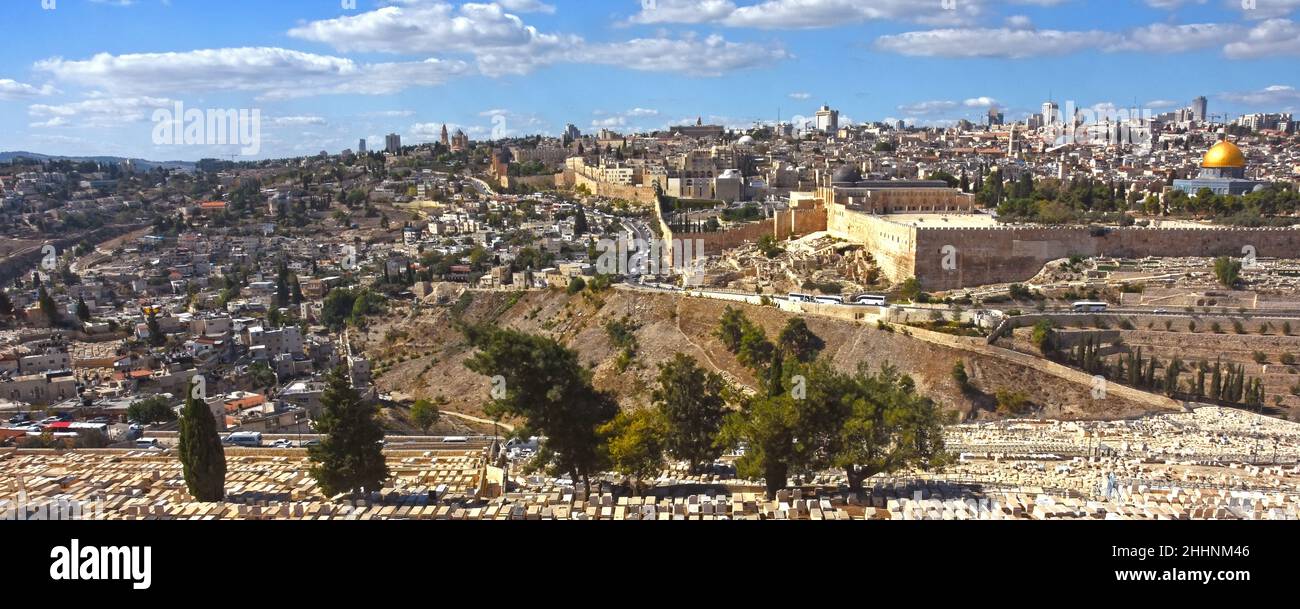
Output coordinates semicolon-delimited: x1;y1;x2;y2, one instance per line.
913;225;1300;291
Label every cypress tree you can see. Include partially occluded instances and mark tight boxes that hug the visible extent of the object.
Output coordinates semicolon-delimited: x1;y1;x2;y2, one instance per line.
178;391;226;502
75;296;91;322
308;366;389;497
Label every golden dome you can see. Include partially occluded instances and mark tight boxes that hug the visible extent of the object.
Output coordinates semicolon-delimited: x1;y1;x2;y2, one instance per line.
1202;140;1245;169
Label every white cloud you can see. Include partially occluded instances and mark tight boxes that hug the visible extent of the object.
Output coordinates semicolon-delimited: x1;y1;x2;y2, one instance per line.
628;0;982;28
579;34;789;76
1220;84;1300;106
1224;19;1300;58
494;0;556;13
35;47;470;100
1109;23;1244;53
876;27;1109;58
289;3;787;77
362;110;416;117
898;100;958;115
0;79;57;100
788;92;811;100
267;115;328;126
876;21;1244;58
963;96;999;107
28;95;173;128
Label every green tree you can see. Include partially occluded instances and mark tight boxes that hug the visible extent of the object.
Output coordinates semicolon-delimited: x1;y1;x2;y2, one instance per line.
0;291;13;316
715;306;748;352
832;364;952;493
127;395;177;424
777;317;824;363
146;313;165;347
275;263;290;309
723;390;798;499
178;389;226;502
37;286;60;326
308;367;390;497
1030;319;1056;354
952;360;970;392
75;296;91;322
410;399;440;435
652;353;727;473
757;234;784;258
898;277;923;303
600;408;666;495
1213;256;1242;288
463;325;617;494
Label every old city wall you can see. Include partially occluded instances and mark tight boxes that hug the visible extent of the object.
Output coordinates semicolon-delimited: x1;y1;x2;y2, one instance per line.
825;205;917;285
573;171;658;205
913;226;1300;291
655;197;828;266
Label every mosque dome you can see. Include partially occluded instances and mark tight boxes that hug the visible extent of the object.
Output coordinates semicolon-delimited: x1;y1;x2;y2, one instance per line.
1202;140;1245;169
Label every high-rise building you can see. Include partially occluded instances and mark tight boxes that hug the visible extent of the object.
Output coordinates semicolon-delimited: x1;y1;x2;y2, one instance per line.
564;123;581;141
385;133;401;154
358;138;367;154
1191;96;1208;123
986;108;1005;127
1042;101;1060;126
815;105;839;133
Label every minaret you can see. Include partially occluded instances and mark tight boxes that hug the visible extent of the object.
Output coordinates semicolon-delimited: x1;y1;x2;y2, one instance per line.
440;124;450;147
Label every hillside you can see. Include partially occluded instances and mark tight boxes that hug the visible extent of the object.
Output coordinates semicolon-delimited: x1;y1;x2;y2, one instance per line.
359;286;1174;426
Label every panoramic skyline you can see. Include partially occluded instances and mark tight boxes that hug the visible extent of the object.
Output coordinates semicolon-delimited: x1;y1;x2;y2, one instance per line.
3;0;1300;160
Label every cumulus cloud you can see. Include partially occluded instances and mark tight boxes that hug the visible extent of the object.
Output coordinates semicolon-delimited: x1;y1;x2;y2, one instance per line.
1224;19;1300;58
876;27;1108;58
1109;23;1244;53
628;0;982;28
34;47;470;100
0;78;57;100
289;3;787;77
28;95;173;128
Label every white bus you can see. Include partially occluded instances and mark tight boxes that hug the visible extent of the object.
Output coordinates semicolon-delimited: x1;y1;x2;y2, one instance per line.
813;295;845;305
224;432;263;447
787;293;815;303
1072;301;1108;313
853;294;888;307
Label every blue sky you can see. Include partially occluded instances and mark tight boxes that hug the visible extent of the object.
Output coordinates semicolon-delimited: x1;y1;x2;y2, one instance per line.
2;0;1299;161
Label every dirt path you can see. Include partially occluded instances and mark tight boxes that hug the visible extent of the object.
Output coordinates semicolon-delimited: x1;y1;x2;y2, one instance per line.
675;298;754;395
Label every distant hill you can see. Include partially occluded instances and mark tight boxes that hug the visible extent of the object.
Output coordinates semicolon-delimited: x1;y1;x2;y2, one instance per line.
0;151;195;171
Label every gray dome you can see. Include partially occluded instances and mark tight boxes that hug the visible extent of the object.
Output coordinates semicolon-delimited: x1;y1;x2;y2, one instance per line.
831;164;861;184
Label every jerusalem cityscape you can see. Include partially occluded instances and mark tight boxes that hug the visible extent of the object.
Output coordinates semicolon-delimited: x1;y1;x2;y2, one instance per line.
3;0;1300;550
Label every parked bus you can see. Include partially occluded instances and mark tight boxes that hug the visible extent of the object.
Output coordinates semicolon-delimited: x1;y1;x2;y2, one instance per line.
853;294;888;307
1072;301;1108;313
223;432;263;447
813;295;845;305
787;293;815;303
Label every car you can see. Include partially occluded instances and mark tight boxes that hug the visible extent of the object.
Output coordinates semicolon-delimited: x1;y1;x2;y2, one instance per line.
7;414;31;424
271;439;294;448
300;439;321;448
1153;309;1168;314
39;417;61;425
